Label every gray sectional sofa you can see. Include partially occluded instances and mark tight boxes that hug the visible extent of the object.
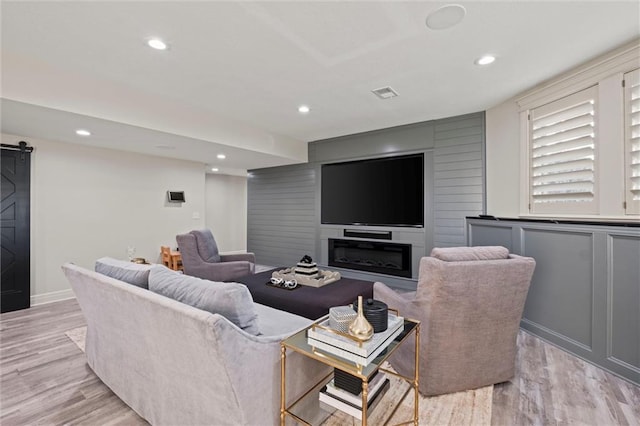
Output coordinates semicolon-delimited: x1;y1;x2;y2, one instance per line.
63;258;330;425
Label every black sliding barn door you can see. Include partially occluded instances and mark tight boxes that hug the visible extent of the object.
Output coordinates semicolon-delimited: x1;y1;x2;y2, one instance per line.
1;143;32;313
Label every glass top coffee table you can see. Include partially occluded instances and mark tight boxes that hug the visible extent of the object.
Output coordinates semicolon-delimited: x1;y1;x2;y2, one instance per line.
280;313;420;426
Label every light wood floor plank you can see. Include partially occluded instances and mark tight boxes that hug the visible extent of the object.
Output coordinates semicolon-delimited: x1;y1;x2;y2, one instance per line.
2;298;639;425
492;330;640;426
0;299;147;425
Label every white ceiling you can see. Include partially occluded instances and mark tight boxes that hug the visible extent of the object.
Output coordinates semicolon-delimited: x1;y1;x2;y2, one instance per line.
2;1;639;175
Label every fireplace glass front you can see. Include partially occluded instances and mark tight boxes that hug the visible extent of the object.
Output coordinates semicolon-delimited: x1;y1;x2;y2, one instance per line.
328;238;412;278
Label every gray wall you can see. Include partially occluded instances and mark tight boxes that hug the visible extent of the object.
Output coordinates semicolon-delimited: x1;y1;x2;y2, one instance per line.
433;115;485;247
248;112;485;287
247;163;317;267
467;218;640;386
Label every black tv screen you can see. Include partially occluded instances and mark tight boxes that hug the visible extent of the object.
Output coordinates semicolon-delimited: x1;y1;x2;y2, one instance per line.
321;154;424;227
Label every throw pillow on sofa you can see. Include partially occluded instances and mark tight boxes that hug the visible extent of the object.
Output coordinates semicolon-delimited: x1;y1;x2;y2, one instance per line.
95;257;153;289
148;265;260;335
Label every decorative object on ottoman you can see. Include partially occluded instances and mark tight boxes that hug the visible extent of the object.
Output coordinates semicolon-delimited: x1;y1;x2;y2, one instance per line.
348;295;374;341
294;254;319;278
329;306;357;333
353;298;388;333
267;276;298;290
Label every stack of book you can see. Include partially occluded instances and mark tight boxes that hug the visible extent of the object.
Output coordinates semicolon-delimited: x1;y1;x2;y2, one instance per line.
307;313;404;366
319;372;390;420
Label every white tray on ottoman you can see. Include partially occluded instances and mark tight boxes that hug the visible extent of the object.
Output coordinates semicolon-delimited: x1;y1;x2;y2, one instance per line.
271;268;341;288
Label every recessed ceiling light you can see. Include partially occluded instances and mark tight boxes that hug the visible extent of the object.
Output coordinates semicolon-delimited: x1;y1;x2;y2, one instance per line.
298;105;310;114
211;167;219;172
217;154;226;160
75;129;91;136
147;38;168;50
475;55;496;66
425;4;466;30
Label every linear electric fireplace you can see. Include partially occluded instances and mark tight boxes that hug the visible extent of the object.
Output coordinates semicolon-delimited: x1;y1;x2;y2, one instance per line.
328;238;412;278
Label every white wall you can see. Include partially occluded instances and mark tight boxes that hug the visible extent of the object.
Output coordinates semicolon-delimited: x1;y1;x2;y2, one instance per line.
485;99;521;216
2;133;206;304
205;173;247;252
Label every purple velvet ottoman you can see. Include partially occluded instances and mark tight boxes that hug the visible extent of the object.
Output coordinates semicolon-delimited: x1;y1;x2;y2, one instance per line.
235;268;374;320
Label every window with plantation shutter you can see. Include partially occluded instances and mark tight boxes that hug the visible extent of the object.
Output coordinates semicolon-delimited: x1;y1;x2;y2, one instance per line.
624;68;640;215
529;87;598;214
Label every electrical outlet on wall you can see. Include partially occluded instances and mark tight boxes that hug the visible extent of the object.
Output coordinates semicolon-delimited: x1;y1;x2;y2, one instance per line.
192;212;200;220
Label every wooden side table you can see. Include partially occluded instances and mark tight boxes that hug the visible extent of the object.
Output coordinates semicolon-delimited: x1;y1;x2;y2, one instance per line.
161;246;183;271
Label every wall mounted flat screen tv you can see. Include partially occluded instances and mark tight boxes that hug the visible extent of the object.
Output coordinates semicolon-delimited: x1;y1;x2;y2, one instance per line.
321;154;424;227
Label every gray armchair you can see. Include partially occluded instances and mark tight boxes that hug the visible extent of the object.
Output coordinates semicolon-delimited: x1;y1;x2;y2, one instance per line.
374;246;535;396
176;229;255;282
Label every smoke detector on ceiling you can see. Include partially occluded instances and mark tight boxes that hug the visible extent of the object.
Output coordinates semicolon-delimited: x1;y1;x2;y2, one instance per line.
372;86;399;100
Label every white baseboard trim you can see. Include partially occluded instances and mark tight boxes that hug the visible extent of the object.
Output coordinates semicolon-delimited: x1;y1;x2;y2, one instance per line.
31;289;75;306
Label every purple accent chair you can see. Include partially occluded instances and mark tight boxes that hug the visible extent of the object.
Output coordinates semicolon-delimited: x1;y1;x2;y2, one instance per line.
176;229;255;282
374;246;536;396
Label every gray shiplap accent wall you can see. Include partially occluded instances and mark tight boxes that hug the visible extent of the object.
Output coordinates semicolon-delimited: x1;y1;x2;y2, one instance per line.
308;120;435;163
248;112;485;284
247;163;317;267
433;115;485;247
467;218;640;386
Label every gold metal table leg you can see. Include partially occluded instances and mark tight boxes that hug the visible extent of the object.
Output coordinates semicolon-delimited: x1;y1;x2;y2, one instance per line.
414;323;420;425
281;344;286;426
361;379;369;426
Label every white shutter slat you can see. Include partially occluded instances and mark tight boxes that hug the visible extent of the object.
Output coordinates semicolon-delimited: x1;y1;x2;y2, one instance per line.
532;192;594;203
529;87;597;212
532;113;594;140
532;147;594;169
533;114;593;141
532;102;594;129
532;124;594;148
625;69;640;209
532;169;594;185
532;136;593;157
533;181;593;193
532;158;594;176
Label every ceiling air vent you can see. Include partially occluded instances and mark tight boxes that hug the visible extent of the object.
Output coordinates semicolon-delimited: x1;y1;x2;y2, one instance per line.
372;86;399;99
